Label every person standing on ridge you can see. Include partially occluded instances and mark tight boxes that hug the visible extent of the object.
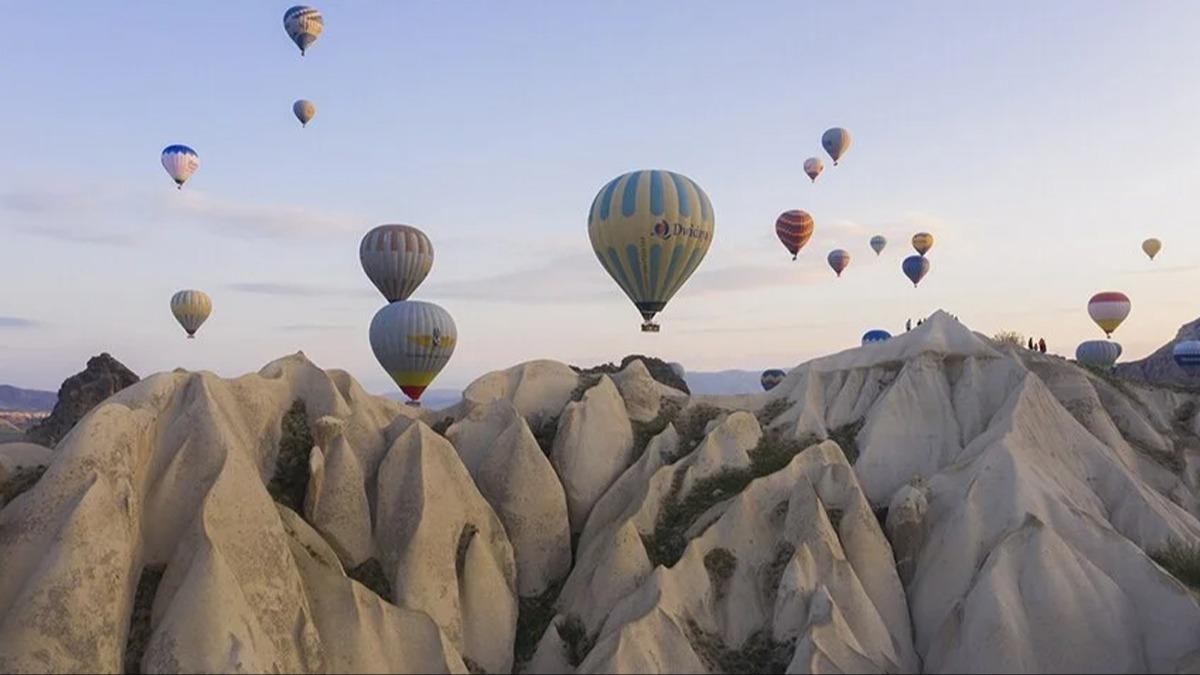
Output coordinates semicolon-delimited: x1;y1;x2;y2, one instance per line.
1039;338;1047;354
906;319;912;332
1028;338;1034;350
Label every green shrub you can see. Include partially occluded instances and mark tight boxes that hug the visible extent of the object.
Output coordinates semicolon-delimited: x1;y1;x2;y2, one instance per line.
1152;538;1200;590
827;419;864;464
686;620;795;675
992;331;1025;348
558;614;597;667
514;580;565;665
348;558;393;603
267;400;313;513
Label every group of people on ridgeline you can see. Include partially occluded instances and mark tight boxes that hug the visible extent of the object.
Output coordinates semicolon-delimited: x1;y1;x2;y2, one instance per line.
1028;337;1047;353
903;315;960;333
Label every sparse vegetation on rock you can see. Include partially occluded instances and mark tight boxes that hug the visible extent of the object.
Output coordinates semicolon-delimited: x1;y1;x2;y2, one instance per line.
267;399;314;513
0;465;46;508
1153;539;1200;591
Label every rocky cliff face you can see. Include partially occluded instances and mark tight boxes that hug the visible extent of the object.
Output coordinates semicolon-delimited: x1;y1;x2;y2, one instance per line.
1116;317;1200;390
26;353;139;448
2;314;1200;673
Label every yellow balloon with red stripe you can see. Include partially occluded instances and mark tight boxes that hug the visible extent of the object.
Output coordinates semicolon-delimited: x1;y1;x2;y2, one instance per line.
1142;238;1161;260
588;170;715;332
912;232;934;256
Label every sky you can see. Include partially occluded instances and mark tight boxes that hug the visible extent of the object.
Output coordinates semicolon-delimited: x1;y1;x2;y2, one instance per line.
2;2;1199;393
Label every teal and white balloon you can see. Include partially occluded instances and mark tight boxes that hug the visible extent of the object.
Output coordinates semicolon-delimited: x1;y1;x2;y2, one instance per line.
1076;340;1122;368
870;235;887;256
284;5;324;55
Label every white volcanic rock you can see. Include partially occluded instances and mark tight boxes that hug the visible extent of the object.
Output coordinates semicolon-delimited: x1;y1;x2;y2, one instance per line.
375;422;518;674
551;376;635;533
610;360;686;423
461;359;580;426
0;442;51;484
446;399;571;596
304;416;374;567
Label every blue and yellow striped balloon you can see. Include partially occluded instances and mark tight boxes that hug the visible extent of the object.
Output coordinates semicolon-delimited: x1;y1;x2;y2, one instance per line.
588;170;714;332
284;6;324;55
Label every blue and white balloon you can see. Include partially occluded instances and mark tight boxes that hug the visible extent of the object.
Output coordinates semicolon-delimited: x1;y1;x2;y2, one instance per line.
862;329;892;345
284;5;324;55
1075;340;1122;368
161;145;199;189
1174;340;1200;373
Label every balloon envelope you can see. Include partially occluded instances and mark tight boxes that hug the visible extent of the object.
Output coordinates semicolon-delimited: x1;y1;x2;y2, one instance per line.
803;157;824;182
902;255;930;287
284;5;324;54
827;249;850;277
370;300;456;402
588;170;714;331
821;128;852;165
1075;340;1122;367
1087;292;1131;337
761;369;786;391
862;329;892;345
170;289;212;338
870;235;887;255
1142;238;1162;260
161;145;199;188
293;99;316;126
360;225;434;302
776;210;814;260
912;232;934;256
1173;340;1200;372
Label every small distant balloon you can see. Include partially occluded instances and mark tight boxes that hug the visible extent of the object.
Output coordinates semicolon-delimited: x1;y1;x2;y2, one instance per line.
360;225;434;302
862;329;892;345
761;369;786;391
827;249;850;277
776;210;815;260
370;300;456;403
161;145;199;189
821;128;852;165
1142;238;1162;261
293;99;316;127
902;255;930;287
170;289;212;339
1087;292;1131;338
803;157;824;183
1173;341;1200;373
284;5;324;55
912;232;934;256
870;235;887;256
1075;340;1122;368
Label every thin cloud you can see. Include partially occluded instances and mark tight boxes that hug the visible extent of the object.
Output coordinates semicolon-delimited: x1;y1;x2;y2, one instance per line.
164;191;362;240
228;282;371;298
0;317;38;329
1120;264;1199;275
426;253;611;304
276;323;354;332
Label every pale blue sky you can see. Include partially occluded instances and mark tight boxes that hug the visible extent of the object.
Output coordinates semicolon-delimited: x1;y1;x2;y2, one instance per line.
2;2;1199;392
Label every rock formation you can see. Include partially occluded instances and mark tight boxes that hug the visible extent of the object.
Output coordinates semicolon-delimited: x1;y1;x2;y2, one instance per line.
3;314;1200;674
1116;316;1200;389
26;353;139;448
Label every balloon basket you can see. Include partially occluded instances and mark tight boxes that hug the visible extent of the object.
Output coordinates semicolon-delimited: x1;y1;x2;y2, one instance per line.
405;400;421;407
641;322;661;333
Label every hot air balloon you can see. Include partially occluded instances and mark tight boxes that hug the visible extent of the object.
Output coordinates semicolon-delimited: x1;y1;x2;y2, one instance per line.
284;5;324;55
803;157;824;183
821;128;852;165
1075;340;1122;368
862;329;892;345
293;99;316;127
360;225;434;302
902;255;930;287
1173;340;1200;373
761;369;786;391
1142;238;1162;261
161;145;199;189
170;289;212;339
912;232;934;256
870;235;887;256
776;210;814;260
827;249;850;277
1087;292;1131;338
370;300;456;403
589;170;715;332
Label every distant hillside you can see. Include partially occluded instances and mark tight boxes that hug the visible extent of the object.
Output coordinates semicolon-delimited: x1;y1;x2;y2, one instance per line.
1116;317;1200;389
0;385;56;412
683;369;767;395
